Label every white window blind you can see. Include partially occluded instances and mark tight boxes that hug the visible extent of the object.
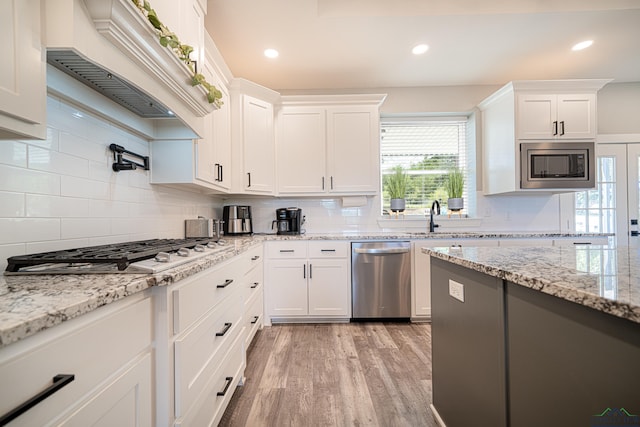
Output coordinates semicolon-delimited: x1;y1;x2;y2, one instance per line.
380;120;468;215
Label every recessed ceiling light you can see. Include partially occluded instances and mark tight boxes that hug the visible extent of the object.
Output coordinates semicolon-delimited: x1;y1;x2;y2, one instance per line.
412;44;429;55
264;48;279;58
572;40;593;51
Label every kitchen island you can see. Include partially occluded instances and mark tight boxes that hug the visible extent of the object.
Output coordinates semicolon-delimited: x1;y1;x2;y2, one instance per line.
424;245;640;427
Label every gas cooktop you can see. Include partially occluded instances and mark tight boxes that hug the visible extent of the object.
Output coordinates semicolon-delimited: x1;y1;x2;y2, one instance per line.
5;238;228;274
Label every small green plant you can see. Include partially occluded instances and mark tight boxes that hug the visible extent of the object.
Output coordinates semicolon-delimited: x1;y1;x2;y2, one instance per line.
386;166;409;199
131;0;223;107
446;168;464;199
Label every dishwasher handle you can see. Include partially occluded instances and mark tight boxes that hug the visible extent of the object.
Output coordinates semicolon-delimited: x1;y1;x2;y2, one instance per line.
353;247;410;255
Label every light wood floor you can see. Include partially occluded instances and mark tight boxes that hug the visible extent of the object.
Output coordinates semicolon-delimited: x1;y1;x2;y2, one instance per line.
219;322;437;427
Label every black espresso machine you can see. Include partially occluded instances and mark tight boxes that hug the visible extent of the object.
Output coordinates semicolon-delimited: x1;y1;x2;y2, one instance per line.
273;207;304;235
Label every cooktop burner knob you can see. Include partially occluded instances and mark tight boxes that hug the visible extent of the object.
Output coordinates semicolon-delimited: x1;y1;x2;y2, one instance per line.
194;244;206;252
155;252;171;263
177;248;190;257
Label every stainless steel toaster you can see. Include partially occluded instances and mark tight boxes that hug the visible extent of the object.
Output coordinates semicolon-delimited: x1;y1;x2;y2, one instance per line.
185;218;223;241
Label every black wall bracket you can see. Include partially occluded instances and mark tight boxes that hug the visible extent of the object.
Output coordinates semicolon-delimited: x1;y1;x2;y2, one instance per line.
109;143;150;172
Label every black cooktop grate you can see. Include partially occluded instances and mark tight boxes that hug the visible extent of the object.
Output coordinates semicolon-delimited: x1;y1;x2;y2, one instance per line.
5;238;212;272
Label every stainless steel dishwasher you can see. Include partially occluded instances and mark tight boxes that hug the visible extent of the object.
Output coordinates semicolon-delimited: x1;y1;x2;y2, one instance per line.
351;241;411;319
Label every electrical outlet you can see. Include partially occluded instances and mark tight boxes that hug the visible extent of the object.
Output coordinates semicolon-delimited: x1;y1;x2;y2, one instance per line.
449;280;465;302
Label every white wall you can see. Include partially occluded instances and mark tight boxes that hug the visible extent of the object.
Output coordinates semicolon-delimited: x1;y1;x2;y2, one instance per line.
0;96;221;271
597;82;640;134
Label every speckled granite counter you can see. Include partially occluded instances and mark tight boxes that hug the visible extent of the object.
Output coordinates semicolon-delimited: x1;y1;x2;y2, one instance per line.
0;232;611;348
423;245;640;324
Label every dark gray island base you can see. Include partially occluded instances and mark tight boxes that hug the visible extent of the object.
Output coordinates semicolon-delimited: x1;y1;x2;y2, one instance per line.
428;250;640;427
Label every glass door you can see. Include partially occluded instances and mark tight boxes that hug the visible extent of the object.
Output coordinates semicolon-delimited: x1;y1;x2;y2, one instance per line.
575;143;640;247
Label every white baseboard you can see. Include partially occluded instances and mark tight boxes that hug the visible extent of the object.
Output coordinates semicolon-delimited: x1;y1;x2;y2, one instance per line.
430;403;447;427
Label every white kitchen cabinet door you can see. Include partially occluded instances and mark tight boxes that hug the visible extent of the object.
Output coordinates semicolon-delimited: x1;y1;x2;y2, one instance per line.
267;259;308;317
327;107;379;194
556;93;596;139
179;0;205;67
516;93;596;140
0;0;46;139
242;95;275;193
277;107;327;194
308;258;350;317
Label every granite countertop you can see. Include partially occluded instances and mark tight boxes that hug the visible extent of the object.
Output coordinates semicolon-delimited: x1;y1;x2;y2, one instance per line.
423;245;640;325
0;232;611;348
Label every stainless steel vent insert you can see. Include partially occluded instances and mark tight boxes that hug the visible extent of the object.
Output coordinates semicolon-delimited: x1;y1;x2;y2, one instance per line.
47;50;174;118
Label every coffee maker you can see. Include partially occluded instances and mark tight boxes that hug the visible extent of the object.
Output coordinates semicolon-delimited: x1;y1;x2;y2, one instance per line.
273;207;304;235
222;205;253;235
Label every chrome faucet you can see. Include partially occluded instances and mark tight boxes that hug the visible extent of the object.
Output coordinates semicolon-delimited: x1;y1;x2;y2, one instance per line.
429;200;441;232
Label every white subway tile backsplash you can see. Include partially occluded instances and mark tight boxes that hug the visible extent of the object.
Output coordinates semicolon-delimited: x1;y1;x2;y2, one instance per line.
0;243;26;271
0;192;25;217
0;218;60;244
61;175;110;200
88;159;113;182
59;131;110;163
88;199;130;218
0;165;61;195
61;218;111;239
26;194;90;218
28;146;90;178
0;141;27;167
25;238;90;255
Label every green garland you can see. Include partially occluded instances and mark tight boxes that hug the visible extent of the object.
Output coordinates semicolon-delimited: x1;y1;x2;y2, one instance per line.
131;0;223;108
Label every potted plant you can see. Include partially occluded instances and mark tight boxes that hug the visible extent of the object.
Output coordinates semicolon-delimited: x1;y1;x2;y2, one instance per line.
446;168;464;212
386;165;409;213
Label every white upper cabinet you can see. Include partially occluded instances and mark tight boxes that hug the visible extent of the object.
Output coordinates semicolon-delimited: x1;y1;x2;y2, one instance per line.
0;0;46;139
276;95;386;196
277;107;327;193
516;93;597;140
242;95;275;193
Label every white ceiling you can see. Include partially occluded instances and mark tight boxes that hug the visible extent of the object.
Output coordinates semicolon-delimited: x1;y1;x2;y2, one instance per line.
205;0;640;91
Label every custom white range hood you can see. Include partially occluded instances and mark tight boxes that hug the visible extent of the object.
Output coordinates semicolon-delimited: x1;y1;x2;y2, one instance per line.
44;0;215;139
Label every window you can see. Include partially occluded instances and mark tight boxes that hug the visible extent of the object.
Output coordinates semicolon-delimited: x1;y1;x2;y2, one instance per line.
575;156;616;234
380;118;471;216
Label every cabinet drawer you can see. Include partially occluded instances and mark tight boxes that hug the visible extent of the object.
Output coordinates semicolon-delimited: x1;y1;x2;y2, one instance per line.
245;263;263;295
308;241;348;258
420;239;500;248
244;244;263;271
175;333;245;427
266;241;308;258
245;285;264;348
172;256;243;335
174;292;244;418
552;237;609;246
0;295;152;427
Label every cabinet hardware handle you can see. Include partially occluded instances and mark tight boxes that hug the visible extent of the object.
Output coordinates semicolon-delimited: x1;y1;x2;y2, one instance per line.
251;316;260;324
322;176;325;190
215;163;220;181
303;264;306;279
216;322;232;337
309;263;312;279
217;377;234;396
331;176;334;189
560;121;565;135
320;249;336;252
279;249;294;253
251;282;259;289
572;242;592;245
220;164;223;182
247;172;251;187
217;279;233;288
0;374;75;425
251;255;260;261
553;121;558;135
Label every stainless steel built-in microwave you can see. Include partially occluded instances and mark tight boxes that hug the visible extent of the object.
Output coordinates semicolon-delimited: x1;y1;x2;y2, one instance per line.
520;142;595;189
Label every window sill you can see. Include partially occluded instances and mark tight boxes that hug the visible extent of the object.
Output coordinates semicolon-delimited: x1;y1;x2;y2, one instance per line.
377;216;482;230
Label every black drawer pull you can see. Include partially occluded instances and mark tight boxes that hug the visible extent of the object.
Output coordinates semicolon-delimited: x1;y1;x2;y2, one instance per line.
251;255;260;261
0;374;75;425
251;282;259;289
216;322;232;337
320;249;336;252
573;242;592;245
217;376;234;396
279;249;295;253
217;279;233;289
251;316;260;324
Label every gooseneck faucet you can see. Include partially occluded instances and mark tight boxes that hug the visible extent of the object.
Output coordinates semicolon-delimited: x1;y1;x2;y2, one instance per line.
429;200;441;232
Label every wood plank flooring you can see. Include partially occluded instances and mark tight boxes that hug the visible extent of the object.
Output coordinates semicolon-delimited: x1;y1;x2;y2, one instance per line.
219;323;437;427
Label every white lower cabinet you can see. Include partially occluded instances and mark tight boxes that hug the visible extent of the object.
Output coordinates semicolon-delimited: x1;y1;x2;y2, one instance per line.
242;245;264;349
0;292;153;427
265;241;350;323
155;244;263;427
